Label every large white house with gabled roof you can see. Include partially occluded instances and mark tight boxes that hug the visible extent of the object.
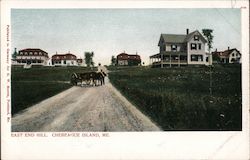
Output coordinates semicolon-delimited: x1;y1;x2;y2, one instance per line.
150;29;210;67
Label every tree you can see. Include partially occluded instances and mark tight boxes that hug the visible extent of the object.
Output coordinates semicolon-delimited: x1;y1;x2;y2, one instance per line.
12;48;17;59
84;51;94;67
202;29;214;96
111;55;116;66
202;29;214;65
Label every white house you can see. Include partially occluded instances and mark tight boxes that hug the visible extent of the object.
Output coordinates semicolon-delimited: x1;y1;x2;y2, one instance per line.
212;47;241;64
150;29;209;67
13;48;49;66
51;52;78;66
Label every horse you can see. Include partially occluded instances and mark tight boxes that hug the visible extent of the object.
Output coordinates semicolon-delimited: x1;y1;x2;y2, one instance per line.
71;72;96;86
92;70;107;86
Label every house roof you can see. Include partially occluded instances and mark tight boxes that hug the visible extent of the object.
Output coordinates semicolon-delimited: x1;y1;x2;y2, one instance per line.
18;48;49;57
159;30;207;45
161;34;187;43
117;52;141;60
52;53;77;60
212;48;241;58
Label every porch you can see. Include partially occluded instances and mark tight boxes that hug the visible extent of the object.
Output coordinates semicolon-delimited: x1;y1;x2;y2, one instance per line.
150;52;188;67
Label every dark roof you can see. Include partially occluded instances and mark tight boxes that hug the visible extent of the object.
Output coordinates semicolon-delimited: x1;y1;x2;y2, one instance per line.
212;48;241;58
52;53;77;60
117;52;141;60
18;48;49;57
161;34;186;43
159;30;207;45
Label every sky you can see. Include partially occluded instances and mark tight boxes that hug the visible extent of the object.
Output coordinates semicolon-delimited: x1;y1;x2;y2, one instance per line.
11;9;241;65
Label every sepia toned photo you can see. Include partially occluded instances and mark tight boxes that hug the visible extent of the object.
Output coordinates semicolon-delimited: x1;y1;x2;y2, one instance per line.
10;8;242;132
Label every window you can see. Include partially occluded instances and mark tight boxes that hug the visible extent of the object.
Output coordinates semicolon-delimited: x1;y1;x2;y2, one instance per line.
194;35;199;41
25;52;28;55
171;45;177;51
198;43;202;50
30;52;33;55
191;55;203;61
20;52;23;55
34;52;37;55
191;43;197;50
232;53;235;57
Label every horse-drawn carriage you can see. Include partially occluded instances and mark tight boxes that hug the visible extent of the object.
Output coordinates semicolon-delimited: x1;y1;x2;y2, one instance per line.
70;71;106;86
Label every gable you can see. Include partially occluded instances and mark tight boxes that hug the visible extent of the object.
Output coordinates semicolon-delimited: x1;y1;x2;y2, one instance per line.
184;30;207;43
158;30;207;46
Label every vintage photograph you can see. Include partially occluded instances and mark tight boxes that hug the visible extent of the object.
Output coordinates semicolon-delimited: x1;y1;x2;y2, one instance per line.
11;8;242;132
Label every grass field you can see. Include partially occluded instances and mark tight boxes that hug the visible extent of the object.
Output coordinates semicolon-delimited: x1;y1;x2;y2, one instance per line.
11;66;96;115
108;64;242;130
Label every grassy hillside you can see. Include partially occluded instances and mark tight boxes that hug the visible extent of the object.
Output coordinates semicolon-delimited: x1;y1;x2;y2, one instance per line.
108;65;242;130
11;66;96;115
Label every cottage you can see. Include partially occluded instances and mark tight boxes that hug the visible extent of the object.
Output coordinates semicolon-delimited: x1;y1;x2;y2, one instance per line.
212;47;241;64
51;52;78;66
13;48;49;66
150;29;209;67
117;52;141;66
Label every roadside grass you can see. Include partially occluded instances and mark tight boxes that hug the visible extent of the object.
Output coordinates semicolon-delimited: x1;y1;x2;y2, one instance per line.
11;66;96;115
108;64;242;130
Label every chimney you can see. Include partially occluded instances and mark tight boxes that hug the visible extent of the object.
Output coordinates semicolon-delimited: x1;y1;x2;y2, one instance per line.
186;28;189;35
228;46;230;50
215;48;217;52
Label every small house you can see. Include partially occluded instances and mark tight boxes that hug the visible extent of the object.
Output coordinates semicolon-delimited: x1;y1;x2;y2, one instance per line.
117;52;141;66
51;52;78;66
212;47;241;64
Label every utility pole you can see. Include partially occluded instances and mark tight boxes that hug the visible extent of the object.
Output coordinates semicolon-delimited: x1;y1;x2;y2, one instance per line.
209;53;212;96
161;53;163;68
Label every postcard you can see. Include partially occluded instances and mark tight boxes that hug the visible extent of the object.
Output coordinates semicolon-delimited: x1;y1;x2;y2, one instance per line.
1;0;249;159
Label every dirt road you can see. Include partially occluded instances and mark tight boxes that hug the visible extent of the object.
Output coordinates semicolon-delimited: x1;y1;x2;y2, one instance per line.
12;77;161;132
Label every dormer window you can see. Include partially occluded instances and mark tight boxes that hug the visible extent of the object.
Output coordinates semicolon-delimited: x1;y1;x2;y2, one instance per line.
20;52;23;55
171;45;177;51
25;52;28;55
34;52;37;55
30;52;33;55
194;35;199;41
39;52;42;55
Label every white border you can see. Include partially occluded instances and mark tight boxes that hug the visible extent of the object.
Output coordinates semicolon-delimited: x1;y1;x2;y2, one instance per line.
1;1;249;159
